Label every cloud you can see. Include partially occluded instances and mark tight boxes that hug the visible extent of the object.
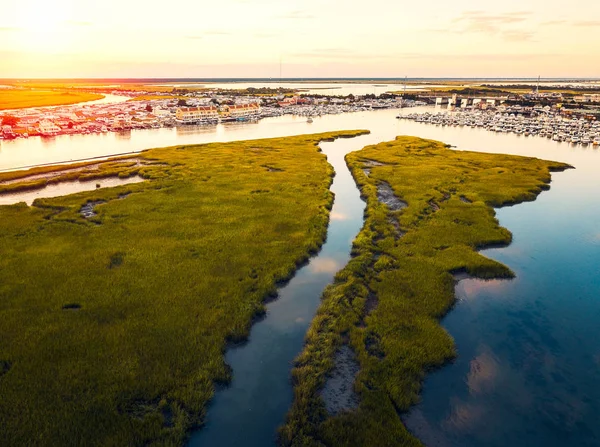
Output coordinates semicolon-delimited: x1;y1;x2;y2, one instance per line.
185;30;232;40
502;30;536;41
573;20;600;27
449;11;535;41
290;48;385;61
540;20;566;26
253;32;280;39
276;10;315;20
66;20;92;27
202;30;232;35
0;27;19;32
541;19;600;27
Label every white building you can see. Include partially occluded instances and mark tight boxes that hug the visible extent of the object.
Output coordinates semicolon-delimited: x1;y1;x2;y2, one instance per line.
38;120;61;136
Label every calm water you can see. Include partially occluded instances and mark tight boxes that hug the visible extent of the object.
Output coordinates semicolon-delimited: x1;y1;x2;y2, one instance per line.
402;140;600;446
2;108;600;446
0;176;144;206
73;93;130;106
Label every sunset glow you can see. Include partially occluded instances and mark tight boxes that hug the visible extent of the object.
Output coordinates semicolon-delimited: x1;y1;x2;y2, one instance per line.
1;0;599;78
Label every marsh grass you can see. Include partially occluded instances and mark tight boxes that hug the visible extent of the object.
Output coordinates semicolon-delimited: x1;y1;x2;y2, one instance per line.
280;136;571;447
0;89;104;110
0;130;368;446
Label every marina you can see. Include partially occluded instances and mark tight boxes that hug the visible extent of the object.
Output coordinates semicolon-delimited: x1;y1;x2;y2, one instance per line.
399;109;600;146
0;93;408;141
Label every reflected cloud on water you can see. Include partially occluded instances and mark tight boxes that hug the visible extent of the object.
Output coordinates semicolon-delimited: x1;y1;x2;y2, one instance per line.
466;348;499;395
307;257;342;274
329;211;349;221
455;278;509;301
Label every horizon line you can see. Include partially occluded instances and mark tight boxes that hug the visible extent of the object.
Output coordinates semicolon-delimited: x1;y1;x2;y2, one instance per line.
2;77;600;83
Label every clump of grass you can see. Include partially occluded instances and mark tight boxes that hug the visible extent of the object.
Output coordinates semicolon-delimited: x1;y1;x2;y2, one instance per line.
0;178;48;193
280;136;571;446
0;130;368;446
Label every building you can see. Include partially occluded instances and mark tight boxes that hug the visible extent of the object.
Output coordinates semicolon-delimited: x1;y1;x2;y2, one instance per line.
218;103;261;121
38;119;61;136
574;94;600;103
175;106;219;124
277;97;299;107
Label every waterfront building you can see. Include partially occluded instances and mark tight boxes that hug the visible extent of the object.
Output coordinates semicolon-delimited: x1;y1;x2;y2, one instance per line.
218;103;261;121
38;120;61;136
175;106;219;124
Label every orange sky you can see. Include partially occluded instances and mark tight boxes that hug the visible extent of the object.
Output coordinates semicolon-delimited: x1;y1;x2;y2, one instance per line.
1;0;599;78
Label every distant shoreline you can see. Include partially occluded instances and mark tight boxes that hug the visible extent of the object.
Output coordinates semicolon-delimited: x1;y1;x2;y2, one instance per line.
2;77;600;85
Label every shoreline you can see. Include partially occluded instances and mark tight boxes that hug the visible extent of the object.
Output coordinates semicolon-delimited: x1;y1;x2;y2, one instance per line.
280;136;570;446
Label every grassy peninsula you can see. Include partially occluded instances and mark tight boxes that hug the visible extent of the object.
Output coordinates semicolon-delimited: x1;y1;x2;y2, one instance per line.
0;130;367;446
280;136;570;446
0;89;105;110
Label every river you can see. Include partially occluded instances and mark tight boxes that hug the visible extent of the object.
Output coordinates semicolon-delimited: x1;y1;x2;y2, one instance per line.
1;108;599;446
187;130;373;446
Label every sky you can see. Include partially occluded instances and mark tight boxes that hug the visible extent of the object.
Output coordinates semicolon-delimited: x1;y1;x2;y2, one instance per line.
0;0;599;78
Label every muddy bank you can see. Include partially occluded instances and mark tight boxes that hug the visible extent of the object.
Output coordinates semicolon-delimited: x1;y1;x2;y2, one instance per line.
377;181;407;211
320;345;361;415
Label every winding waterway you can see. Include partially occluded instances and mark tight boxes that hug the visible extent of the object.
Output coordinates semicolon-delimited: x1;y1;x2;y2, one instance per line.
2;108;600;445
187;133;370;446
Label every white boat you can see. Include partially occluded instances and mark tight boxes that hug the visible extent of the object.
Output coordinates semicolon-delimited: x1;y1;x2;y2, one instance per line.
307;117;313;123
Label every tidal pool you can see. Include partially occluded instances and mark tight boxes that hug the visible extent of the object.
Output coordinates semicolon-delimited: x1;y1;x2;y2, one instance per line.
0;176;145;206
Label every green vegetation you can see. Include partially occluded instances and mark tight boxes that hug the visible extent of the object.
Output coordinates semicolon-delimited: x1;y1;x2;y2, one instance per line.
0;89;104;110
280;136;570;447
0;130;368;447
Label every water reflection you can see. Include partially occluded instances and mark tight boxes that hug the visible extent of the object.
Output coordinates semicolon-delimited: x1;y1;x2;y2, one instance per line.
0;176;145;206
330;210;350;221
307;257;342;274
466;348;500;395
456;278;509;301
405;167;600;446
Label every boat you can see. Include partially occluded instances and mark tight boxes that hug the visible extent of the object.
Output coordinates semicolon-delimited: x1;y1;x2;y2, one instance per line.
307;117;313;123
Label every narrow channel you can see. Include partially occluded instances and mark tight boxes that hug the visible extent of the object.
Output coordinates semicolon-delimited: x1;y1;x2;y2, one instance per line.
187;135;369;446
